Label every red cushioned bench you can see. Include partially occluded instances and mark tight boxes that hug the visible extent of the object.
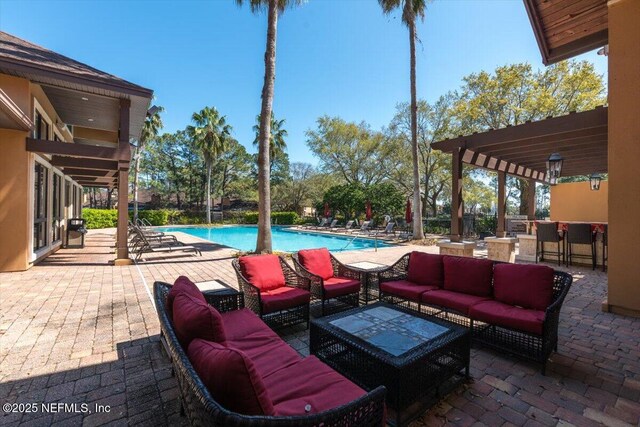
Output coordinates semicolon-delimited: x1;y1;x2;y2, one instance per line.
154;277;386;427
379;252;573;373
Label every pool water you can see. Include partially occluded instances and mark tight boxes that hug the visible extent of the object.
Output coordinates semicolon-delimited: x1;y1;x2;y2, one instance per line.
159;225;392;252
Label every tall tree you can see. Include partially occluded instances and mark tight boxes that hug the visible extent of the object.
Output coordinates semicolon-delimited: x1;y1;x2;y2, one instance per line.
253;112;288;174
379;0;429;240
132;106;164;222
237;0;302;253
187;107;231;223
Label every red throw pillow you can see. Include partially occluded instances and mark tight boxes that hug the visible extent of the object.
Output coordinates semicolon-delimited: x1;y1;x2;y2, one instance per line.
297;248;334;280
407;252;445;287
239;255;286;291
166;276;205;318
443;256;494;297
172;293;226;348
493;264;555;311
188;339;275;416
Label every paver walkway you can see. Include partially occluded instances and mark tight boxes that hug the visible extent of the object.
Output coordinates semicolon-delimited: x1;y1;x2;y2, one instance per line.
1;230;639;427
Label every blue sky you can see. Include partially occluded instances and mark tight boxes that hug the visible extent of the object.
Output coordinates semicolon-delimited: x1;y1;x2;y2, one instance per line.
0;0;607;164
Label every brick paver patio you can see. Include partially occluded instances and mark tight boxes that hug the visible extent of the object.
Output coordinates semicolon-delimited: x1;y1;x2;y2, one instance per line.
1;230;639;426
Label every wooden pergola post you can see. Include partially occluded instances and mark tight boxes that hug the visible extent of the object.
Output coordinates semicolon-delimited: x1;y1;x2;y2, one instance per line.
450;147;463;242
115;99;132;265
527;179;536;220
497;171;507;237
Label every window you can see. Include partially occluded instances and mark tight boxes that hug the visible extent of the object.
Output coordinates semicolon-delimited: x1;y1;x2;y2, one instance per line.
52;174;63;243
34;110;50;140
33;163;48;251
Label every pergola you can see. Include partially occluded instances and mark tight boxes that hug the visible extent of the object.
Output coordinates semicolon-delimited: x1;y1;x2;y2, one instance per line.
431;106;607;240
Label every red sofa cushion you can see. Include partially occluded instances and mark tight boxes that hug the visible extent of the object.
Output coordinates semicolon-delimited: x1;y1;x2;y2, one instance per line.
323;277;360;298
261;287;310;314
380;280;438;302
469;300;545;335
443;256;494;297
297;248;334;280
493;264;555;311
407;252;445;287
188;339;275;416
239;255;286;291
263;355;366;416
222;308;273;341
227;331;302;378
166;276;205;318
421;289;490;315
172;292;226;348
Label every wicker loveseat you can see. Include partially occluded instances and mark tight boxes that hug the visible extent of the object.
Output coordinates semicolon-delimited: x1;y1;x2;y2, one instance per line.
379;252;573;373
154;279;386;426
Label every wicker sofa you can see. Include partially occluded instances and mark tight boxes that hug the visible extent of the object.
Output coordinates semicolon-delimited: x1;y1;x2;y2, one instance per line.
378;252;573;373
154;278;386;426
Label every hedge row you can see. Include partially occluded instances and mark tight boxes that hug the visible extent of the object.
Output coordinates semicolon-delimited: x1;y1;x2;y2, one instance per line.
82;208;301;229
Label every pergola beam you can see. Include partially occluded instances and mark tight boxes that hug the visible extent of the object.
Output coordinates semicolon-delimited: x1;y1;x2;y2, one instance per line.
27;138;118;160
62;168;112;177
50;156;119;171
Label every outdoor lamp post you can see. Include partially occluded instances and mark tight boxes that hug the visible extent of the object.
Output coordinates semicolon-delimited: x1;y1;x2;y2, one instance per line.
546;153;563;185
589;173;602;191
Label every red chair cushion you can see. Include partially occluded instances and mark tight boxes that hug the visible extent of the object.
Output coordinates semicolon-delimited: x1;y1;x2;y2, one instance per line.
262;355;366;416
469;300;545;335
261;287;310;314
166;276;205;318
407;252;445;287
420;289;490;315
493;264;555;311
443;256;494;297
323;276;360;299
172;293;226;348
239;255;286;291
188;339;275;416
380;280;438;302
297;248;334;280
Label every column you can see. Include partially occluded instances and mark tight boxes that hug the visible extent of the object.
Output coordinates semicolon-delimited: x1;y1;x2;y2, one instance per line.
115;99;131;265
497;171;506;237
450;147;463;242
527;179;536;220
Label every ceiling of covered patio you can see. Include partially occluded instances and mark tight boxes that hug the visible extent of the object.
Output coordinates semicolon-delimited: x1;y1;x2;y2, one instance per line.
432;106;608;182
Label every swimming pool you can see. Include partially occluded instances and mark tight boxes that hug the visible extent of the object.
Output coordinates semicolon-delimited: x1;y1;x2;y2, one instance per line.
159;225;392;252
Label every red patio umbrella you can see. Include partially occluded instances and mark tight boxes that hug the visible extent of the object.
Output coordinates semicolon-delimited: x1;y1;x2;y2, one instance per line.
323;202;330;218
365;201;372;221
405;198;413;224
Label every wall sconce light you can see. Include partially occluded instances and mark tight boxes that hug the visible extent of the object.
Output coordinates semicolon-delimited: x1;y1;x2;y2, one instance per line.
546;153;563;184
589;173;602;191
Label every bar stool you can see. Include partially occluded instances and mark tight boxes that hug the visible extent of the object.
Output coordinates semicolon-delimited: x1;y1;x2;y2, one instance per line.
566;223;596;270
536;222;564;266
602;224;608;272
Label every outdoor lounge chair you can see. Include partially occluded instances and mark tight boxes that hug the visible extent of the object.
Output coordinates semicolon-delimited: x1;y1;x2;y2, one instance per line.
326;219;339;229
292;248;361;316
130;228;201;261
349;220;371;234
311;218;330;229
371;222;395;236
342;220;355;231
232;254;311;329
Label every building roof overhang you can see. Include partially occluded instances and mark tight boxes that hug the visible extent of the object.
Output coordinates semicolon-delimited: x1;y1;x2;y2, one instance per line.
523;0;608;65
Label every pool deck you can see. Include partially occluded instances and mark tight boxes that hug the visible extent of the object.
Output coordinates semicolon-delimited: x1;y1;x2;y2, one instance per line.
1;229;639;426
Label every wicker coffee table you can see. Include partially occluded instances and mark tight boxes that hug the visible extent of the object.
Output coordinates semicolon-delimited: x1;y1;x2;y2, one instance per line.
310;302;470;426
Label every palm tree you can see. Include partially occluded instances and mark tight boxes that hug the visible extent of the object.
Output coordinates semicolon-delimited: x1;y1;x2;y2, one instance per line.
187;107;232;223
236;0;302;253
380;0;428;240
252;112;288;174
133;106;164;222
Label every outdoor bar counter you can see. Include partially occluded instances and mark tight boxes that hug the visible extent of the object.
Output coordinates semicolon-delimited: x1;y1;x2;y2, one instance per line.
517;221;607;267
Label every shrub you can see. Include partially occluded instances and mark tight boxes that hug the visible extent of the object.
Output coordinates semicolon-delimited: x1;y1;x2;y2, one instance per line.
137;209;170;226
243;211;299;225
83;209;118;229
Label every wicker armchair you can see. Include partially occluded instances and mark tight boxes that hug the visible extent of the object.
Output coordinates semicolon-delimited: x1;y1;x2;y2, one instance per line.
153;281;387;427
471;270;573;374
232;255;311;330
292;249;361;316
